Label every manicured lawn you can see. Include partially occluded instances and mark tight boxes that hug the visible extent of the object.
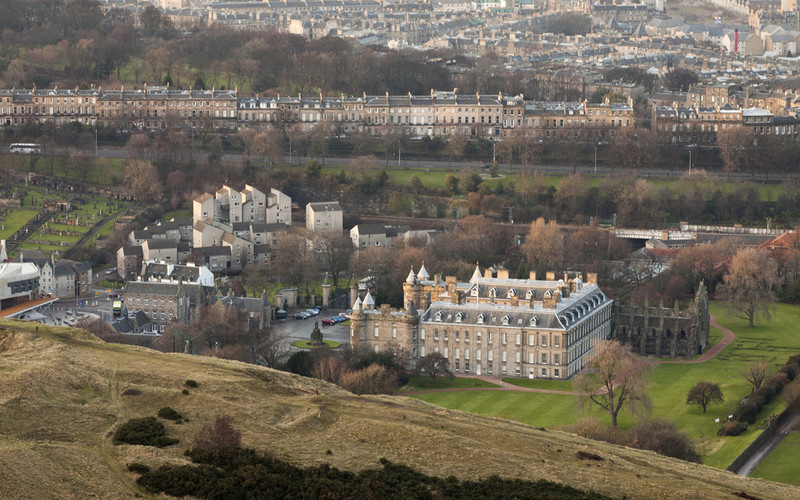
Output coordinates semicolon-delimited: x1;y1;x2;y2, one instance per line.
502;378;574;392
751;432;800;486
402;376;500;391
410;301;800;470
292;339;342;349
0;209;39;239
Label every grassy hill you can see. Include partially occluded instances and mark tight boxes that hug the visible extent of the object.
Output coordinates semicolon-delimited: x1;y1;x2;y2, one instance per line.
1;321;799;500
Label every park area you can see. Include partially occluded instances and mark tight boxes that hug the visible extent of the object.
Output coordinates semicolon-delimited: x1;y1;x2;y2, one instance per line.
408;301;800;476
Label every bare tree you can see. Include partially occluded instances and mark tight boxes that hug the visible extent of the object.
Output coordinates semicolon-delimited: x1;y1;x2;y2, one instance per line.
521;217;564;276
717;127;754;180
573;340;652;427
415;352;453;384
251;130;283;169
253;329;290;368
124;159;161;202
315;233;355;288
743;360;769;392
446;131;468;167
718;247;781;327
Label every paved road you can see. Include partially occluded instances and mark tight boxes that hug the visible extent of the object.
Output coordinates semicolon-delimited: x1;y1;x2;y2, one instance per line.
90;147;783;183
734;408;800;476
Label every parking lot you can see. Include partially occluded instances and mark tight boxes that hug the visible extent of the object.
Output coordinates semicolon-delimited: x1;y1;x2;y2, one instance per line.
272;308;351;348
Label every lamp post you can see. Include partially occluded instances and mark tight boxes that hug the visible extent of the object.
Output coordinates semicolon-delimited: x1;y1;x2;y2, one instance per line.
594;145;597;174
689;149;692;174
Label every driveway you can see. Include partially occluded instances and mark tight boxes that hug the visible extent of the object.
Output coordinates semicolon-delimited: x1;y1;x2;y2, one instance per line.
272;309;351;348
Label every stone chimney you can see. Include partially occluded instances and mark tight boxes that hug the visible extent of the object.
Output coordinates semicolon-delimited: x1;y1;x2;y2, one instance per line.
497;269;509;279
484;268;493;279
546;272;555;281
529;271;537;280
446;276;458;304
586;272;598;284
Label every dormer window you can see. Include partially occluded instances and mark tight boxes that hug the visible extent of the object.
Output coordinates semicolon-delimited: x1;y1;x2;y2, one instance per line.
477;313;486;324
525;289;534;300
489;287;498;298
470;286;479;297
544;290;552;299
507;288;516;298
455;312;464;323
435;311;443;321
530;316;539;327
501;314;511;326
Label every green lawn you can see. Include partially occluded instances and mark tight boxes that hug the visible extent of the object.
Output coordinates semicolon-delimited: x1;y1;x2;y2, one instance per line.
0;209;39;239
411;301;800;471
502;378;574;391
751;431;800;486
402;376;500;391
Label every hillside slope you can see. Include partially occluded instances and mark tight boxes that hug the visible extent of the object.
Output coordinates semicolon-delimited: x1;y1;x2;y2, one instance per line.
0;321;797;500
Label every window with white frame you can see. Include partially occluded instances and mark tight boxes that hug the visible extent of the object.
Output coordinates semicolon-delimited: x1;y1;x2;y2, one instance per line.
420;346;426;357
476;331;481;342
373;325;379;337
554;335;560;347
528;352;534;364
420;328;426;339
476;349;481;361
488;350;493;361
554;354;560;365
501;351;507;363
502;333;506;345
541;334;547;347
541;353;547;364
443;347;449;358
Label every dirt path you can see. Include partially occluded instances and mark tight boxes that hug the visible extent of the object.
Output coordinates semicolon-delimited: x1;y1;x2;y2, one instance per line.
403;313;735;396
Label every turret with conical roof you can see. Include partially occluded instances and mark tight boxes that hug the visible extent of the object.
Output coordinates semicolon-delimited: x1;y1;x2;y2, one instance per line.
417;262;429;280
406;267;416;283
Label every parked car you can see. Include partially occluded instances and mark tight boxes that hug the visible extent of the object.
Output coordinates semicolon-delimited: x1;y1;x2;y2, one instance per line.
294;312;309;320
321;317;336;326
306;309;319;316
338;312;350;320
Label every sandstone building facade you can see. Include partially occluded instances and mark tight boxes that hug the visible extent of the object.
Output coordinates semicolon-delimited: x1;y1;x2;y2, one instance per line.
350;265;613;380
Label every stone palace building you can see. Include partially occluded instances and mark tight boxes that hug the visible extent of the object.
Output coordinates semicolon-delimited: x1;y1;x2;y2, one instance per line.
349;264;613;380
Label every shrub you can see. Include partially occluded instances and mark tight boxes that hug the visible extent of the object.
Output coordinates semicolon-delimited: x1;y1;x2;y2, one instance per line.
127;462;150;474
121;388;141;396
182;389;190;395
113;417;179;447
157;407;182;421
135;451;612;499
185;380;198;388
338;363;400;395
194;415;241;451
718;420;747;437
628;420;701;463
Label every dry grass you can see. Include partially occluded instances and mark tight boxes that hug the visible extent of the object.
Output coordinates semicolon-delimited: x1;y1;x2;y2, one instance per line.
1;320;799;500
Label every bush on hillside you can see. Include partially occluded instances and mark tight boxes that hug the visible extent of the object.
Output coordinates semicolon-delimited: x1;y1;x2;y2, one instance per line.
566;417;700;462
157;407;182;421
136;449;613;499
194;415;241;451
185;380;198;388
113;417;179;447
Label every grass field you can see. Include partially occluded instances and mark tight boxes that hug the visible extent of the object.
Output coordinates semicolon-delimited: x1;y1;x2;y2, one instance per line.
294;161;784;200
411;301;800;470
2;322;797;499
0;209;39;239
402;376;500;391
